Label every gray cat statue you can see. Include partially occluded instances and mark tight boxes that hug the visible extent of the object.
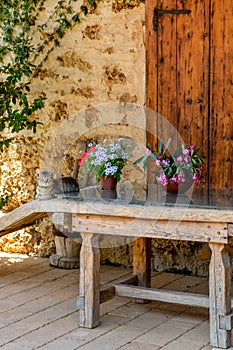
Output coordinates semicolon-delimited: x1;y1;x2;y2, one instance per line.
36;170;79;200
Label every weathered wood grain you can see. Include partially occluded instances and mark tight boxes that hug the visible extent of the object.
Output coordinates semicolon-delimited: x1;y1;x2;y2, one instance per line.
0;199;233;238
209;0;233;188
1;197;232;347
145;0;157;112
157;0;179;146
114;283;209;308
0;211;47;237
100;274;137;304
209;243;232;348
73;214;228;243
48;198;233;222
146;0;233;190
79;232;100;328
133;238;151;288
228;224;233;236
176;0;209;154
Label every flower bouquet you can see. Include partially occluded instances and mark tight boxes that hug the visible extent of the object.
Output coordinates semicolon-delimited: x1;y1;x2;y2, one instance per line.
135;139;205;193
78;138;131;198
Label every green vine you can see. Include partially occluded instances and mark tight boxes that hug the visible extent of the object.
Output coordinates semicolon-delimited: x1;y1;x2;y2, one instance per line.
0;194;9;209
0;0;101;206
0;0;101;152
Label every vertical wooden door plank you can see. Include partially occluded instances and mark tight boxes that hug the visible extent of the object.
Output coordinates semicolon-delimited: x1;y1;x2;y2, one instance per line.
145;0;159;192
209;243;232;348
157;0;179;148
145;0;158;158
146;0;158;113
209;0;233;188
176;0;209;169
146;0;232;190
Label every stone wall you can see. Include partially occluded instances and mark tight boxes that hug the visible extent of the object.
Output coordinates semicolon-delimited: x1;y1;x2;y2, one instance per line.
0;0;212;277
0;0;146;255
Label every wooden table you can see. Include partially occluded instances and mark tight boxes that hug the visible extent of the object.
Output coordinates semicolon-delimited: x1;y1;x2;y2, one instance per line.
51;191;233;350
1;189;232;350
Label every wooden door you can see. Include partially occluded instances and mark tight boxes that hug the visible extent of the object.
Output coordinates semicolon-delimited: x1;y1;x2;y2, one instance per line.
146;0;233;189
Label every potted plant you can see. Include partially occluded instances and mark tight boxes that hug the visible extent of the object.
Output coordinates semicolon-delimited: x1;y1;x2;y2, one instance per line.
78;138;131;198
135;139;205;194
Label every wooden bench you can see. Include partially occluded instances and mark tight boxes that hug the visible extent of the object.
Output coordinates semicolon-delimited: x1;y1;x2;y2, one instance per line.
51;194;233;350
1;191;233;349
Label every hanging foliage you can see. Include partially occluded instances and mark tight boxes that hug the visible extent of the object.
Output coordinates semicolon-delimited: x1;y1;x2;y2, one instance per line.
0;0;101;151
0;0;102;207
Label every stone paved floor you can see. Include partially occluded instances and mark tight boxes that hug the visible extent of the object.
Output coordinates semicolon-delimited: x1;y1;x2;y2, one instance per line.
0;252;220;350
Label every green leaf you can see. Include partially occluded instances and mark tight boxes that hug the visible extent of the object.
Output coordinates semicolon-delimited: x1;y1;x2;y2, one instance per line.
159;139;163;153
12;95;16;104
163;138;171;155
80;6;88;15
0;195;9;209
0;0;101;155
134;155;147;164
72;14;80;22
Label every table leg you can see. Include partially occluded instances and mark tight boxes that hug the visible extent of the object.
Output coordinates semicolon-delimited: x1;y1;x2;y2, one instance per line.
209;243;232;349
78;232;100;328
133;237;151;288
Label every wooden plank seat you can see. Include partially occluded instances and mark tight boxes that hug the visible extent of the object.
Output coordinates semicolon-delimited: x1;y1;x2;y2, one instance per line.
1;197;233;349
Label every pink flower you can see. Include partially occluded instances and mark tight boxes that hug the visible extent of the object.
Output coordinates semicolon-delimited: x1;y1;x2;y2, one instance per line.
184;155;190;164
193;173;201;185
145;148;151;156
190;146;196;151
176;156;183;163
177;172;186;183
78;150;91;166
82;152;89;160
171;175;178;183
157;172;169;186
183;148;189;155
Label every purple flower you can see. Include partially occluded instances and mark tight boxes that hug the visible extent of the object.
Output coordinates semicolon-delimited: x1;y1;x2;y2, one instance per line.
162;160;170;166
136;142;205;188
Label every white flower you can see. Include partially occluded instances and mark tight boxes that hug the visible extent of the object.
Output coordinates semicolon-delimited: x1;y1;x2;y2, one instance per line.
121;151;128;159
104;165;118;175
105;168;111;175
110;154;117;159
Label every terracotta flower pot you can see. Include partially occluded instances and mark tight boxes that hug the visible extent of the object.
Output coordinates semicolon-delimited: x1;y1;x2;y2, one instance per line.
165;179;193;194
100;176;117;199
